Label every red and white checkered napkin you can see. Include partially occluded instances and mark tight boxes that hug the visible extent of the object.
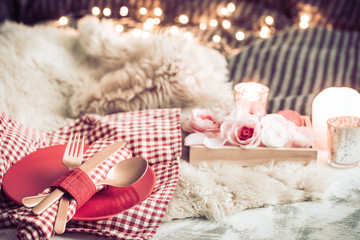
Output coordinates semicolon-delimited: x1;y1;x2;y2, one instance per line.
0;108;182;240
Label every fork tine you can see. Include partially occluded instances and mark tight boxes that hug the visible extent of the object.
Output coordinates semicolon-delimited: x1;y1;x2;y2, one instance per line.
73;134;80;157
69;134;77;157
64;133;73;157
79;135;85;158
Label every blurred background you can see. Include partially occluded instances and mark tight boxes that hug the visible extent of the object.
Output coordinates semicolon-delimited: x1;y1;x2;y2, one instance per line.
1;0;359;115
1;0;359;52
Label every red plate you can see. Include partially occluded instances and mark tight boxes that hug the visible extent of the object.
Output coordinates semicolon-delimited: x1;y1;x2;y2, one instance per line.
2;145;156;221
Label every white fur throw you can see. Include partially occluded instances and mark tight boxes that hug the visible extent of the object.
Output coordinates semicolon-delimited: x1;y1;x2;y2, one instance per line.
164;160;331;221
0;16;232;130
0;16;331;221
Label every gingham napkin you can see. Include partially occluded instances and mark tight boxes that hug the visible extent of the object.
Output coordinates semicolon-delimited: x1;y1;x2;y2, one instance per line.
0;108;182;240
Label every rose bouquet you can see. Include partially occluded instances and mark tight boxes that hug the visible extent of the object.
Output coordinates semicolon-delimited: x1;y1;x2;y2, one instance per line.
182;108;315;149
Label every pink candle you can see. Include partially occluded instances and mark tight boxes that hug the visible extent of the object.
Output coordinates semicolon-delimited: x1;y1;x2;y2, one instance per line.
233;82;269;118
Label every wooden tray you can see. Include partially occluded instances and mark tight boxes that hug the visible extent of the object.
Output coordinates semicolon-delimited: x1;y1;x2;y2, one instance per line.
189;116;317;166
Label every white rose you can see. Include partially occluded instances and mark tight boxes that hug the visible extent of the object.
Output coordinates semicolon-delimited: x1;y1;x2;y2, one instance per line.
261;122;290;148
290;126;315;148
260;114;288;128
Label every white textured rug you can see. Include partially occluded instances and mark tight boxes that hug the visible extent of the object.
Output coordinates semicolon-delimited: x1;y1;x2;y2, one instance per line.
0;17;331;225
164;160;330;221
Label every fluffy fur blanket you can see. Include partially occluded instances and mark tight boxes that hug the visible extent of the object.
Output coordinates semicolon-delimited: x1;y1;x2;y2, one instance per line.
0;16;331;221
0;16;232;130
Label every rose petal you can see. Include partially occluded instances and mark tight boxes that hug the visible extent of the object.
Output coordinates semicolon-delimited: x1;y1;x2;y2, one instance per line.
220;121;235;139
260;114;288;127
184;132;207;146
228;122;244;145
182;120;194;133
278;109;304;126
203;136;227;149
290;126;315;148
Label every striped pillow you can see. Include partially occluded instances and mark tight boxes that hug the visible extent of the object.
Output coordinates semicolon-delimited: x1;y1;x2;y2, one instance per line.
228;26;360;115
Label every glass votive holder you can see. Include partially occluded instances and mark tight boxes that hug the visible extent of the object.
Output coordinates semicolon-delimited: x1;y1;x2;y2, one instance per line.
233;82;269;118
327;116;360;168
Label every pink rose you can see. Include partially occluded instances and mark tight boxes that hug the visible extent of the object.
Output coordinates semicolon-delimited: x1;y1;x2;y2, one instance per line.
220;114;261;149
182;109;220;133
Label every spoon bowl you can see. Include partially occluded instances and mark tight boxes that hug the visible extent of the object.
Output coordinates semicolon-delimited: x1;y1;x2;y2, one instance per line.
98;156;148;187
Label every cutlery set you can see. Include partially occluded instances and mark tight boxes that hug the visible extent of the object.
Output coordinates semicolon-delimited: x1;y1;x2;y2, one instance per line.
22;134;148;234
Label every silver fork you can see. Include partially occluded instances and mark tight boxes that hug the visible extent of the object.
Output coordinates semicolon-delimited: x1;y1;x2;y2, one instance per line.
54;133;84;234
61;133;84;170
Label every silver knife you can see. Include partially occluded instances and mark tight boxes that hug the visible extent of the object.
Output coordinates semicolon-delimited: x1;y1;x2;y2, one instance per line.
32;141;126;215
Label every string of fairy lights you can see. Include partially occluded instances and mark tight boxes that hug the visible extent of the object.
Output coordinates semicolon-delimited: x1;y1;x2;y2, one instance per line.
56;3;312;44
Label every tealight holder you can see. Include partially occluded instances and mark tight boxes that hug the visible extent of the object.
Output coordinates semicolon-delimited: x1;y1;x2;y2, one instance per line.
234;82;269;118
327;116;360;168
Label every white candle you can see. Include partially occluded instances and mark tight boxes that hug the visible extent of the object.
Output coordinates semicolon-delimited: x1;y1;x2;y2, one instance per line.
312;87;360;150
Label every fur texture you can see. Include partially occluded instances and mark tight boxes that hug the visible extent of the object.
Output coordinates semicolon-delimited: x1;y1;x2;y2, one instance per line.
164;160;331;221
0;16;232;130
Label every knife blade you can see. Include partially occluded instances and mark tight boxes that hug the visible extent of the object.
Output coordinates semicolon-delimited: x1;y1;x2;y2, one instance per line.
32;141;126;215
79;141;126;174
